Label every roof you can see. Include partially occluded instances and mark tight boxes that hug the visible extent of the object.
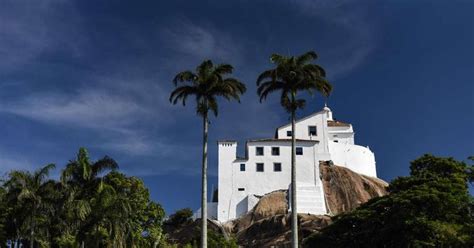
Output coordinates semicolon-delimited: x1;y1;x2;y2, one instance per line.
247;138;319;143
276;110;326;130
217;140;237;143
327;120;351;127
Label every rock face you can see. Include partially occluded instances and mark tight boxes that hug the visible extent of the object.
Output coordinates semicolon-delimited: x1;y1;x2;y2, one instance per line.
320;162;389;215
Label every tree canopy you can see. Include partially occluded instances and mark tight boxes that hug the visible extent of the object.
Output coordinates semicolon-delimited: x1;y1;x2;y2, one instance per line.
0;148;165;248
304;154;474;247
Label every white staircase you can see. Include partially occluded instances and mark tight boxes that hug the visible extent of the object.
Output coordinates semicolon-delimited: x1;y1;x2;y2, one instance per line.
289;183;327;215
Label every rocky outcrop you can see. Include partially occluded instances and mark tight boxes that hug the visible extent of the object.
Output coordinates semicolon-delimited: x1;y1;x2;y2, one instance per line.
225;164;389;247
320;162;388;215
165;164;389;247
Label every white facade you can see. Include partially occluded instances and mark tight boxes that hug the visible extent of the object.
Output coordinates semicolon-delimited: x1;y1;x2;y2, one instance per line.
200;106;377;222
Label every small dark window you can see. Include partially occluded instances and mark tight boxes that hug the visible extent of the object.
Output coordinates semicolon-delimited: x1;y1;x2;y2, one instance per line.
308;126;317;136
334;140;339;143
296;147;303;155
272;147;280;156
274;163;282;172
286;131;292;137
256;147;264;156
256;163;264;172
240;164;245;171
238;188;245;191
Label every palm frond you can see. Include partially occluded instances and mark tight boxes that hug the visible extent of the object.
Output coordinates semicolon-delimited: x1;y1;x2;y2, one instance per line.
173;71;197;85
270;53;288;65
256;69;277;86
169;86;200;105
257;81;285;102
296;51;318;65
197;60;213;78
91;156;118;177
208;97;219;117
214;64;233;75
34;163;55;184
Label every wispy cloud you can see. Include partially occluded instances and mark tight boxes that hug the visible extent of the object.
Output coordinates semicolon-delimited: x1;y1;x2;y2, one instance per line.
0;0;85;71
161;19;245;68
0;89;149;133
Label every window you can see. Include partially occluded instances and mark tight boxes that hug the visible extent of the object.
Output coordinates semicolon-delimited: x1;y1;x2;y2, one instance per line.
256;163;264;172
334;140;339;143
286;130;292;137
308;126;317;136
271;147;280;156
238;188;245;191
274;163;282;172
240;164;245;171
256;147;264;156
296;147;303;155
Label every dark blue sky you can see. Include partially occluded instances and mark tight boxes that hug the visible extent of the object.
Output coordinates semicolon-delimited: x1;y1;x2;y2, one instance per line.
0;0;473;214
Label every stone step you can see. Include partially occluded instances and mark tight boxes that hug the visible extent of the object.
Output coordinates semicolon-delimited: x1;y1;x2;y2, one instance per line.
297;190;321;196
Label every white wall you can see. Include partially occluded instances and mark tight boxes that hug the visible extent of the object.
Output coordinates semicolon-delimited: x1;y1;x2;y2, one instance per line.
214;108;378;222
217;140;327;221
193;202;218;220
277;111;326;142
328;142;377;177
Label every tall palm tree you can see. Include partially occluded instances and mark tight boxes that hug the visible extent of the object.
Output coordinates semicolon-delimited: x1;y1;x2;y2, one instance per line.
170;60;246;248
257;51;332;247
5;163;56;248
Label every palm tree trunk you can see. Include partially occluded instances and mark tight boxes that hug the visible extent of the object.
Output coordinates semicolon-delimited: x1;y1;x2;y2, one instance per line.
291;93;299;248
30;230;34;248
201;114;209;248
30;216;34;248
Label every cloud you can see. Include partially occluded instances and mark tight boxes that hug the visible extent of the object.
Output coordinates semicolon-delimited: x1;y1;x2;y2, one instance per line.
0;0;85;71
0;89;150;133
161;19;245;68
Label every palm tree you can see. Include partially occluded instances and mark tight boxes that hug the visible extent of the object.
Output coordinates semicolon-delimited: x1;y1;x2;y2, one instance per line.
61;148;118;247
257;51;332;247
170;60;246;248
5;163;56;248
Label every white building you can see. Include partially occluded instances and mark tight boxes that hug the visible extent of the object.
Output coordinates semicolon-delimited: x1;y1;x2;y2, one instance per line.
199;106;377;222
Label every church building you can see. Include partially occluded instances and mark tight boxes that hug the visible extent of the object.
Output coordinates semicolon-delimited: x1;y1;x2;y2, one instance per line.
199;105;377;222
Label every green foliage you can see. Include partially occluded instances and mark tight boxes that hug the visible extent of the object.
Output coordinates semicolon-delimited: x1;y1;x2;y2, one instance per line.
256;50;332;113
184;229;238;248
0;186;7;244
165;208;194;227
170;60;246;117
305;154;474;248
0;148;165;248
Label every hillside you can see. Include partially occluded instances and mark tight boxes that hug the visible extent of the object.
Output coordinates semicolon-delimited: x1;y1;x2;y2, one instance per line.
165;163;388;247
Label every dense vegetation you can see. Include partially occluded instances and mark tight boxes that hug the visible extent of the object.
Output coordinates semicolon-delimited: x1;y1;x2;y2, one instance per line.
305;154;474;247
163;208;237;248
0;148;165;248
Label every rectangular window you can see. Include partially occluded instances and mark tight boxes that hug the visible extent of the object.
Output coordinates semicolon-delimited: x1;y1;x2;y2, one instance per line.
256;147;264;156
334;140;339;143
238;188;245;191
308;126;317;136
256;163;264;172
271;147;280;156
274;163;282;172
240;164;245;171
296;147;303;155
286;130;292;137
